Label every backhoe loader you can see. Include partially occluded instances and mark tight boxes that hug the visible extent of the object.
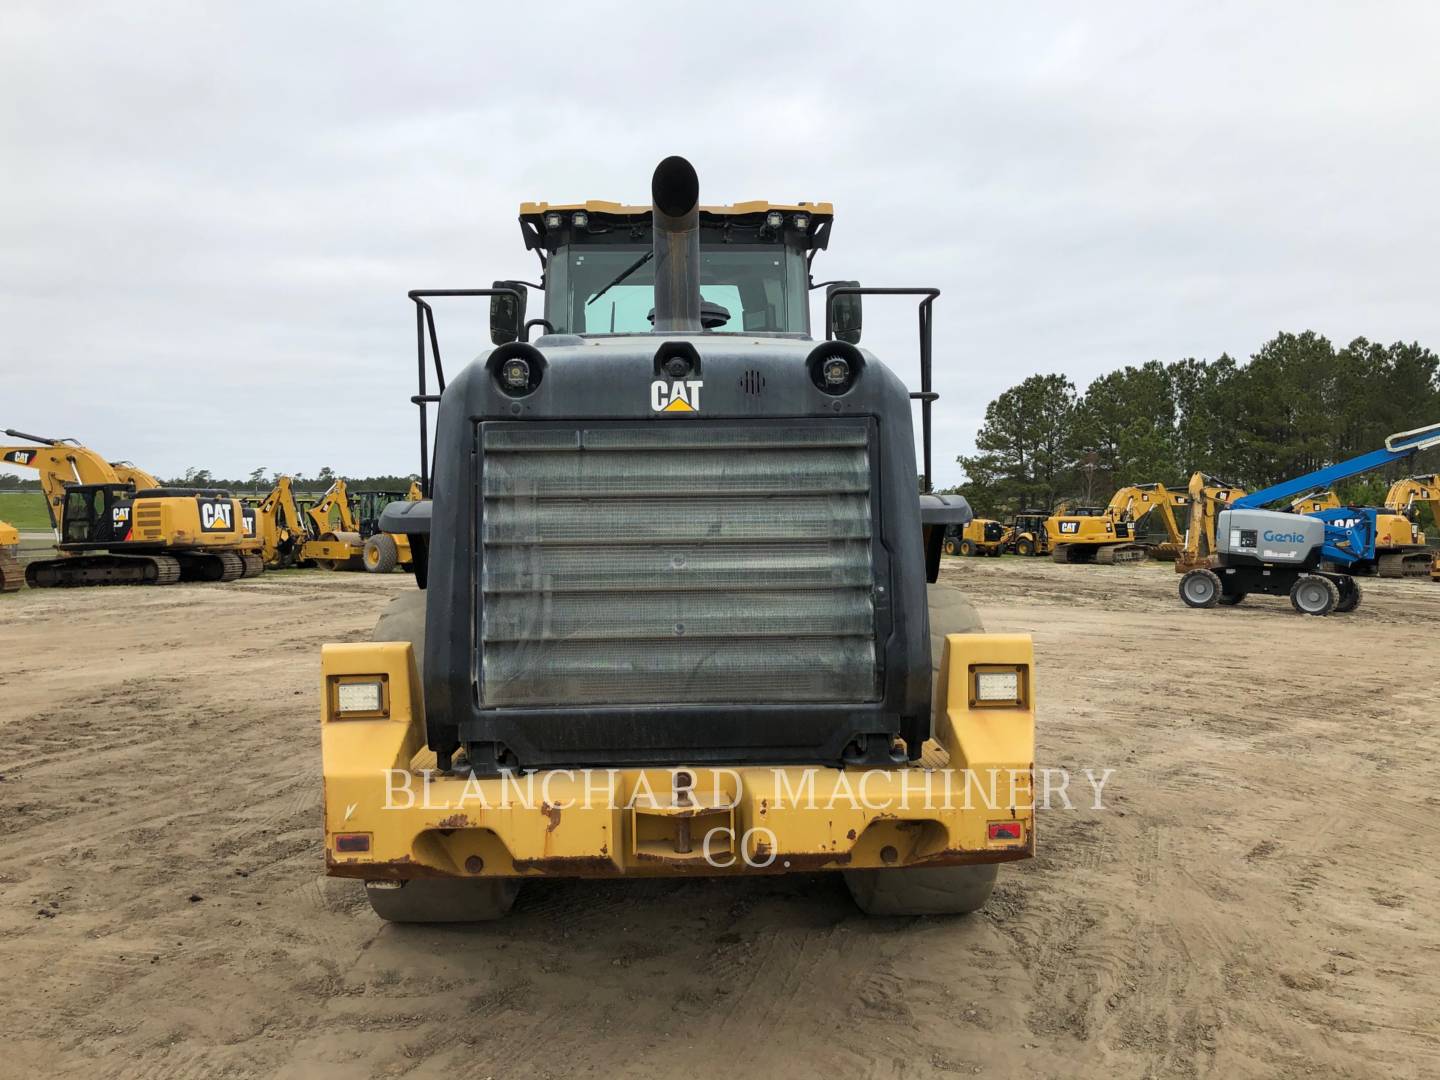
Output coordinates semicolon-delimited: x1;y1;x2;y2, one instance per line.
1002;510;1052;557
319;157;1036;922
1;429;159;532
242;475;311;569
0;520;21;592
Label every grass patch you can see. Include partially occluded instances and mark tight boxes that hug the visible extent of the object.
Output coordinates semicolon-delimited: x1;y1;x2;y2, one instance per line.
0;491;53;531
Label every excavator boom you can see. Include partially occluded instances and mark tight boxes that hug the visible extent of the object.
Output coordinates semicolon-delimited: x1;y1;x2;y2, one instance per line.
2;429;159;530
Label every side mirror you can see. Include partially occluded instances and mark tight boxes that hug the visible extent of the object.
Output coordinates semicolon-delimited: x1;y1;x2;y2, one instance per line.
827;281;862;344
490;281;528;345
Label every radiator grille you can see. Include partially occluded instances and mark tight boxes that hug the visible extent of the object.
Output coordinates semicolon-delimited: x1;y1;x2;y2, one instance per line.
478;421;878;708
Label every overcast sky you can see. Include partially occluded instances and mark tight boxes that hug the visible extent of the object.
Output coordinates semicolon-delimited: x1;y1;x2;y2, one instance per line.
4;2;1439;487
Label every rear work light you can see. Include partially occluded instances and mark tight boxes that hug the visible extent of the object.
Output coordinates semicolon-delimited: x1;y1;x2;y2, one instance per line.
988;822;1023;841
969;664;1027;708
334;833;372;853
330;676;390;720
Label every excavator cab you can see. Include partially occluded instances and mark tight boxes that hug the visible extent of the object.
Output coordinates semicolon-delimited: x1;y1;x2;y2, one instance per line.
59;484;132;546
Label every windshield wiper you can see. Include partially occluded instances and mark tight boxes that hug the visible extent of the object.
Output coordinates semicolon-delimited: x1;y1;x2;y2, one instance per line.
587;250;653;305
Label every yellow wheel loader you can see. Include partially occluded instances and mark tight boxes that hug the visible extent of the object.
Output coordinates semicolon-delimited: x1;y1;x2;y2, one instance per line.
0;520;21;592
24;484;262;587
318;158;1037;922
943;518;1005;556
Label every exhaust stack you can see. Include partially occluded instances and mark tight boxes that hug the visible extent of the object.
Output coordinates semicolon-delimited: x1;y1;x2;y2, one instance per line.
651;156;702;333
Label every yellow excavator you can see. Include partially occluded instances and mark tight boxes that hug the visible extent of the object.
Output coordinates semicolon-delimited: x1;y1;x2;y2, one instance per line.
0;520;20;592
1384;475;1440;581
2;429;160;530
23;483;261;586
1289;489;1340;514
1282;478;1434;578
1048;483;1188;564
3;429;261;587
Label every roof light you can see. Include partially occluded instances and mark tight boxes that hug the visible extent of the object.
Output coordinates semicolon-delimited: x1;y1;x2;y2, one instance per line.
543;211;563;229
765;210;784;229
792;213;809;231
572;211;589;228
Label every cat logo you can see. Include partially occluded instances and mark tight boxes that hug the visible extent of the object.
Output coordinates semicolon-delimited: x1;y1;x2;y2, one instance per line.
200;499;235;532
4;450;35;466
240;507;257;538
111;506;130;525
650;378;703;413
1058;520;1080;534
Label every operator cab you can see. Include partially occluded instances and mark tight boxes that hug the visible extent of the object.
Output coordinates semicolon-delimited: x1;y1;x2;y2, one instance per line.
512;200;833;339
60;484;133;546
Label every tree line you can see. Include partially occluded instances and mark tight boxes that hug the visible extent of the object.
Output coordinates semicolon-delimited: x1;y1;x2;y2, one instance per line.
955;331;1440;519
0;466;419;495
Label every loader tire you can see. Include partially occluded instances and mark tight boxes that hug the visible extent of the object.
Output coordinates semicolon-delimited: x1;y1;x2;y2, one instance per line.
943;537;959;557
844;862;998;917
1016;538;1034;557
373;589;427;677
363;534;399;574
364;878;519;923
958;539;975;557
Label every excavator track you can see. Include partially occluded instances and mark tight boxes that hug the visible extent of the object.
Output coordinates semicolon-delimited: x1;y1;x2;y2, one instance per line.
0;549;23;592
1095;543;1150;565
239;553;265;578
1377;550;1435;578
174;551;248;582
25;553;181;588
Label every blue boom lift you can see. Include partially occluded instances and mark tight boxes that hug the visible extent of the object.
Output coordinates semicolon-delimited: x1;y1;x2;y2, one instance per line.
1179;422;1440;614
1231;422;1440;578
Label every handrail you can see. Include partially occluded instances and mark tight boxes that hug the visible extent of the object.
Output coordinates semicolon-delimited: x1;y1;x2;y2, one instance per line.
406;288;524;496
824;286;941;492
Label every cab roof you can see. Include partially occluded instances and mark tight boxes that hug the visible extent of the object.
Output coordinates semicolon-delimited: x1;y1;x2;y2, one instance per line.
518;200;834;254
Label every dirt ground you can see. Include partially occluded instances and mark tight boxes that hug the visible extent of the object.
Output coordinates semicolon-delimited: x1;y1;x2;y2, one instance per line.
1;559;1435;1079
